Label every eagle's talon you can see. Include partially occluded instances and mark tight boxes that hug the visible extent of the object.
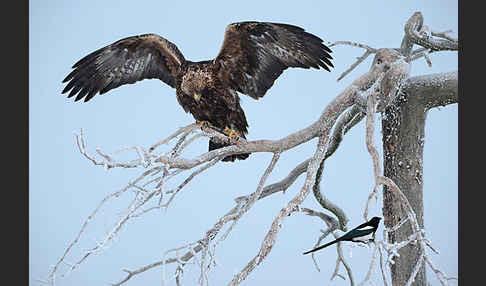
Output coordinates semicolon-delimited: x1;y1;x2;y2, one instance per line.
197;120;212;129
224;127;240;142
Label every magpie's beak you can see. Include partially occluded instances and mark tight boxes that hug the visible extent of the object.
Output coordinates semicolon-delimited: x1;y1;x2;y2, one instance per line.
194;93;201;103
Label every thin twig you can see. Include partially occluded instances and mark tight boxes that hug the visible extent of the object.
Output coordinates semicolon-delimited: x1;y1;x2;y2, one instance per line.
337;50;374;81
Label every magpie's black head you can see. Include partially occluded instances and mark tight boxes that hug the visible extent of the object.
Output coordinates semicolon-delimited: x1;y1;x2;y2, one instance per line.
369;217;382;226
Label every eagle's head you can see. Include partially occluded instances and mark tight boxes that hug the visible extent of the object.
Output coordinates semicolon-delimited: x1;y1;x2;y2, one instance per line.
181;66;213;103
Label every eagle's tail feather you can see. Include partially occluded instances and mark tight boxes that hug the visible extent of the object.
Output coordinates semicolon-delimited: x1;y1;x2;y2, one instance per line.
208;138;249;162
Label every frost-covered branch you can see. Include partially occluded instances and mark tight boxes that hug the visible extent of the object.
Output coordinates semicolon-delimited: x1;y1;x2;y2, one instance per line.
333;12;457;83
401;71;458;110
302;208;355;284
328;41;378;81
255;157;310;199
311;104;365;231
401;12;458;56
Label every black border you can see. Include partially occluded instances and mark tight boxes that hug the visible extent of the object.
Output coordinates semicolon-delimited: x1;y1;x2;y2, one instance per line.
5;0;28;284
458;0;477;284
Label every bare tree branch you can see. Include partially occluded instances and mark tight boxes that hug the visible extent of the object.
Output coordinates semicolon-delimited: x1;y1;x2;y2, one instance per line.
254;157;310;200
329;41;377;52
301;208;355;284
337;50;375;82
311;105;365;230
328;41;378;81
401;71;458;110
401;12;458;56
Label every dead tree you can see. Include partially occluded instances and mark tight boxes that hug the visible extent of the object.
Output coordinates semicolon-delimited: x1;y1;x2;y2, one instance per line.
43;12;457;286
380;13;458;286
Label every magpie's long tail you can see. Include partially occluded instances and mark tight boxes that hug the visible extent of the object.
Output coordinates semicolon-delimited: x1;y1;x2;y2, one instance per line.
303;238;341;255
208;138;250;162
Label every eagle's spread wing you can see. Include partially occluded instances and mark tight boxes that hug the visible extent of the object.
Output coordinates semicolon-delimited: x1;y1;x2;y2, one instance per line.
214;22;333;99
62;34;185;102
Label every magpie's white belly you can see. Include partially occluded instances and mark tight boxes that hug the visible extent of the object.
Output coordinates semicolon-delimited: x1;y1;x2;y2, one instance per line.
352;232;374;243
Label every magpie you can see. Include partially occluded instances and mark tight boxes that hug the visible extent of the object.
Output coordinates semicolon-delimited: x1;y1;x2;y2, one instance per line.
303;217;382;255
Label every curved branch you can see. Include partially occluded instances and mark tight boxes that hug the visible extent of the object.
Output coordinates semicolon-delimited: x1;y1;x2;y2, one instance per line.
311;105;364;230
256;158;310;200
401;12;458;55
401;12;424;56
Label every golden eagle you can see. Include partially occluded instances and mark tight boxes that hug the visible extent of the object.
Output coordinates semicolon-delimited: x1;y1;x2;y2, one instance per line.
62;22;334;162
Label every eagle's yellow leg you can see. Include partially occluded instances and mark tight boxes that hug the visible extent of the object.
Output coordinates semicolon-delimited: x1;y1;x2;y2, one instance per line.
197;120;212;128
223;127;240;140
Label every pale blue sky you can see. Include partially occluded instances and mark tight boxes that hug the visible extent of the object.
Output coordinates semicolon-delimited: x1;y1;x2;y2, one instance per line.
30;1;457;285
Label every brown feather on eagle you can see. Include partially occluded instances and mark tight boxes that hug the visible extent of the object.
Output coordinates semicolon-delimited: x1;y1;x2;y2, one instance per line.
62;22;334;162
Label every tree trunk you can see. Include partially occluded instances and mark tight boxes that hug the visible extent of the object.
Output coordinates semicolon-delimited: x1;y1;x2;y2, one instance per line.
381;71;457;286
382;92;427;286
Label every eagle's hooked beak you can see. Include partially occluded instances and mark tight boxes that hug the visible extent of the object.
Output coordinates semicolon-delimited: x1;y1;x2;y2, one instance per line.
194;93;201;103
